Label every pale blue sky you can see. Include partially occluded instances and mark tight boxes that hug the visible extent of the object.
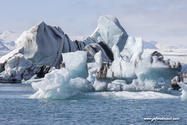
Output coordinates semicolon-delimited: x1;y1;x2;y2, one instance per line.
0;0;186;47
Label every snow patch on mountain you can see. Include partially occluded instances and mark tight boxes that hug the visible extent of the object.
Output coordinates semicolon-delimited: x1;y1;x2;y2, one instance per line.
0;30;21;50
0;40;9;50
143;41;162;49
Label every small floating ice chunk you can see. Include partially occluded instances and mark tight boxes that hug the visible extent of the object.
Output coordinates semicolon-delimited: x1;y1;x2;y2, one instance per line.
29;68;79;99
0;53;40;81
106;44;137;79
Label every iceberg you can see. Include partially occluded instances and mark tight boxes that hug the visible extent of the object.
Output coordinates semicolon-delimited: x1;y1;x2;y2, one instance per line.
124;51;182;91
29;68;95;99
0;14;183;96
135;51;181;82
0;52;55;82
0;47;24;73
15;22;94;67
1;15;127;82
30;68;79;99
0;53;41;82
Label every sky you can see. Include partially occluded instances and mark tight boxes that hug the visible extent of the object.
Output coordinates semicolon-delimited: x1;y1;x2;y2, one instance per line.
0;0;186;48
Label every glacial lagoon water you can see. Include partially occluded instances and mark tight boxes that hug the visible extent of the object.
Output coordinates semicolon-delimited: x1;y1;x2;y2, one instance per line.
0;83;186;125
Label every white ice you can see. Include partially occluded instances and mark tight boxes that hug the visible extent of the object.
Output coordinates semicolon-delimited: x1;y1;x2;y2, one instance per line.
0;53;39;81
106;44;137;79
86;62;97;82
126;36;143;66
93;79;107;91
107;80;126;91
62;51;88;78
29;68;79;99
107;83;121;91
94;51;102;72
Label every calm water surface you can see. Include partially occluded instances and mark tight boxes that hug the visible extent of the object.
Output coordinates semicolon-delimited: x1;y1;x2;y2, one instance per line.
0;83;186;125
